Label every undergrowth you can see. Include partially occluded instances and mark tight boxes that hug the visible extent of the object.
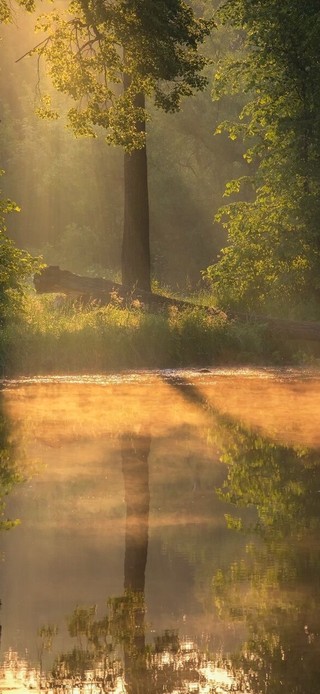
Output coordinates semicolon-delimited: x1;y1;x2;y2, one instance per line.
0;292;300;377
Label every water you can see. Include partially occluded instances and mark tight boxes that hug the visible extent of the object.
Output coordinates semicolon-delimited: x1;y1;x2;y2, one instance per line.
0;368;320;693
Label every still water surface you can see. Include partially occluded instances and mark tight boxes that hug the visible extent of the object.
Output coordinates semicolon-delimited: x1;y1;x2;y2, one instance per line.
0;368;320;693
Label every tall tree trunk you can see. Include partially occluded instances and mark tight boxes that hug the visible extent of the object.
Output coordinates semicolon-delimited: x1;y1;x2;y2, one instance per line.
122;74;151;292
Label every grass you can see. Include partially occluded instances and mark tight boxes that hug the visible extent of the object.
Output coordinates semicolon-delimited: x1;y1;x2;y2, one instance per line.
0;292;301;377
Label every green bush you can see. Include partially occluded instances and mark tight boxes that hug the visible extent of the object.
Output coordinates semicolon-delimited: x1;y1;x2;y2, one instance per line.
0;293;296;376
0;184;40;325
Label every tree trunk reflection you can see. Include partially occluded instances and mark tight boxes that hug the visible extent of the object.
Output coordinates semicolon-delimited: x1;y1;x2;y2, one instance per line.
121;431;151;693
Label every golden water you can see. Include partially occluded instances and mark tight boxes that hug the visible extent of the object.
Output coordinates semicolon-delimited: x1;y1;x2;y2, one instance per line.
0;368;319;693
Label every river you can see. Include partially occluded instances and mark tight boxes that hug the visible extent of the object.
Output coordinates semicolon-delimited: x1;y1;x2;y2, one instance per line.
0;367;320;693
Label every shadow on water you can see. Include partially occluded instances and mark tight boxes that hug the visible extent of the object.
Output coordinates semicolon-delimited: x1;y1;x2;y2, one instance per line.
2;375;320;692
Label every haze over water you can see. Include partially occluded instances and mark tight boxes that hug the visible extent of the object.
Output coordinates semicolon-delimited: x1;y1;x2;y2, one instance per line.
1;368;320;693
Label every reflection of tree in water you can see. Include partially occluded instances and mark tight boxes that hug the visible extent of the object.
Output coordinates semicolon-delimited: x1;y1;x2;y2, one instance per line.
47;432;151;692
5;377;320;692
160;376;320;693
122;432;150;597
0;398;25;531
0;395;29;657
34;378;320;693
43;430;233;693
212;422;320;694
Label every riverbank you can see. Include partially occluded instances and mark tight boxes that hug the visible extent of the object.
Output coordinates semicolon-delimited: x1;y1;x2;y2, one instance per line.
0;293;314;377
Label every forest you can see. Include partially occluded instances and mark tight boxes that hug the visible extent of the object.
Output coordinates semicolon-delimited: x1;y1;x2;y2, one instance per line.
1;0;320;374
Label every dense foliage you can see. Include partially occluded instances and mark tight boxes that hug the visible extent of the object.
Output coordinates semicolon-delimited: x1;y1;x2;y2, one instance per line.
205;0;320;314
0;182;39;325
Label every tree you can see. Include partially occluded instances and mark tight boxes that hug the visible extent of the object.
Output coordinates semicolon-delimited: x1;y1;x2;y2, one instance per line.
0;178;38;326
204;1;320;315
2;1;247;289
28;0;213;290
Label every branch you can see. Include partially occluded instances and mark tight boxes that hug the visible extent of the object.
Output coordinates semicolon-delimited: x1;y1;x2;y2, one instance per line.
75;35;100;57
16;36;50;63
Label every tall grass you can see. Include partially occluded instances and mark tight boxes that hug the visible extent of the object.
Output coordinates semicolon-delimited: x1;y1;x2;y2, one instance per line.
0;292;296;377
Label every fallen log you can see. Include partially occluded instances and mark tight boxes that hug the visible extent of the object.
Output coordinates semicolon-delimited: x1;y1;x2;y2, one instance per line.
34;265;226;317
34;265;320;341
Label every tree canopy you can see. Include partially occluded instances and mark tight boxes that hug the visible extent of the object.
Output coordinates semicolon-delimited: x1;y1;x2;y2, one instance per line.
205;0;320;315
31;0;213;150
